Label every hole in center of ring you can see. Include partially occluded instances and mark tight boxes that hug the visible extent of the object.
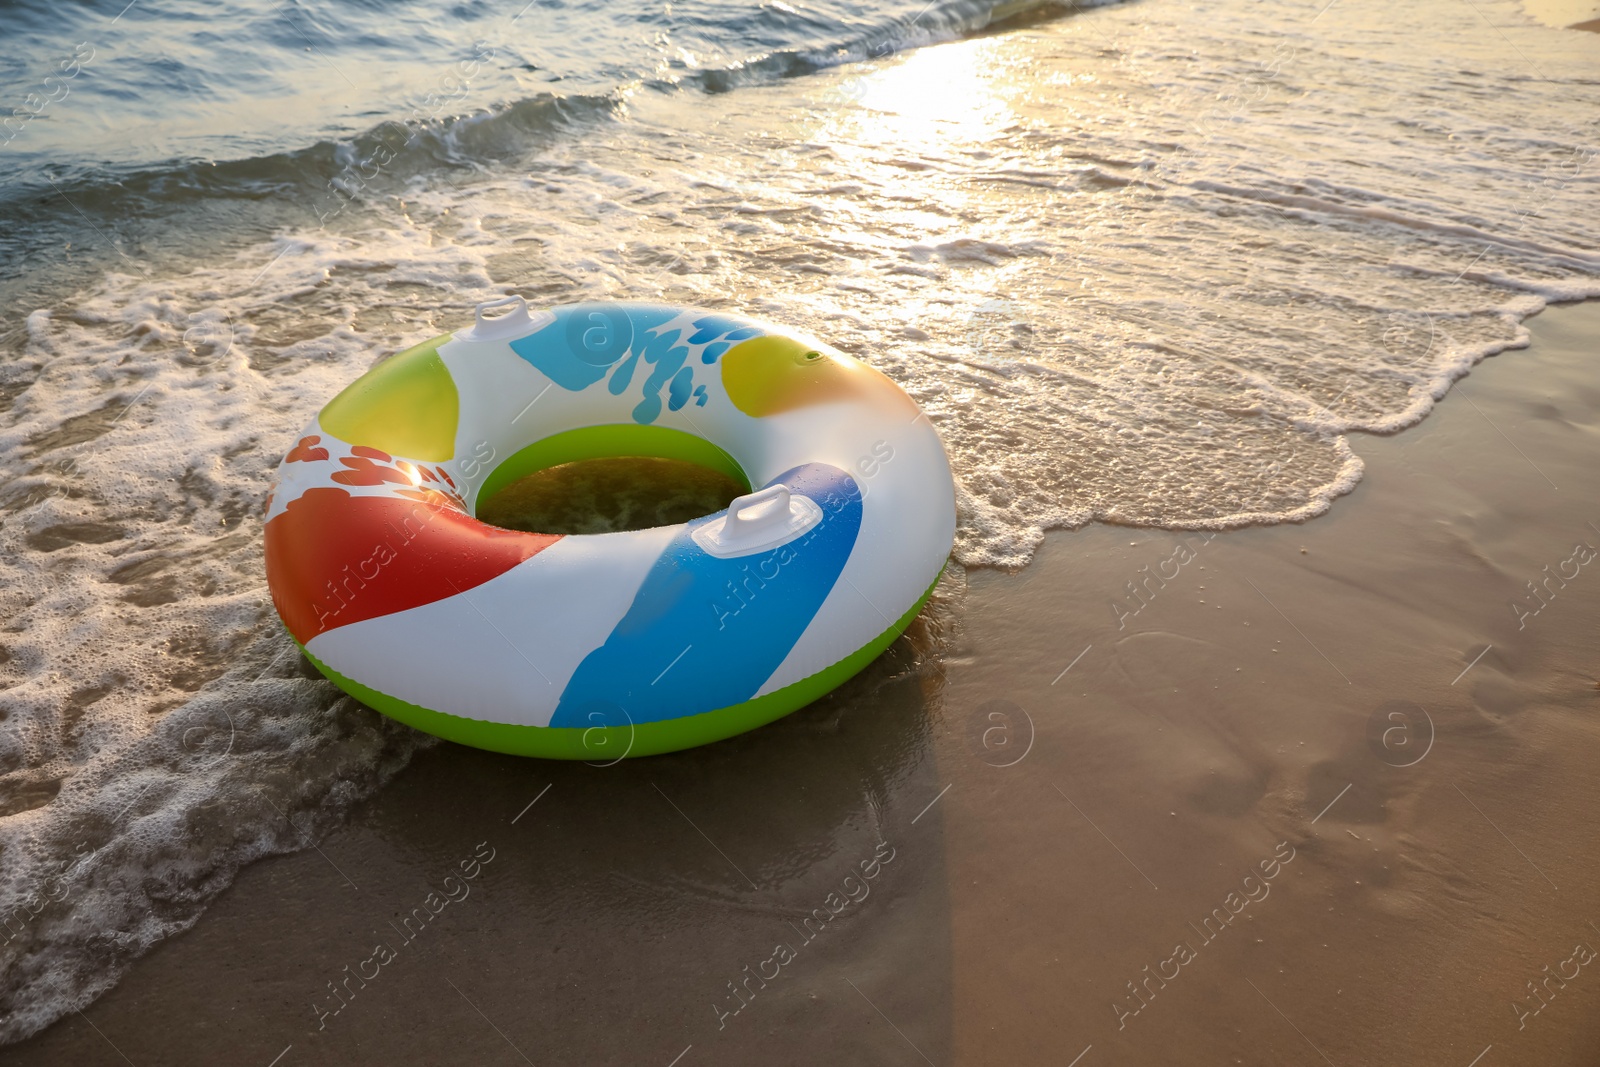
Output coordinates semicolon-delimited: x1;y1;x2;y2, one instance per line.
476;457;745;536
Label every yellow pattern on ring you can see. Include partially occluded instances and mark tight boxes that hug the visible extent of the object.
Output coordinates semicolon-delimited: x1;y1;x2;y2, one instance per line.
319;334;460;461
720;334;918;418
721;335;852;417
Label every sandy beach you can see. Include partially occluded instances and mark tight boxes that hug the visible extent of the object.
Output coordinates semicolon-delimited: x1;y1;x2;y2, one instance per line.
2;0;1597;1061
7;294;1596;1065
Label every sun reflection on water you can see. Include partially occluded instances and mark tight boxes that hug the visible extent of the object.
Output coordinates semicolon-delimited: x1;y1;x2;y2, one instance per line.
831;38;1017;160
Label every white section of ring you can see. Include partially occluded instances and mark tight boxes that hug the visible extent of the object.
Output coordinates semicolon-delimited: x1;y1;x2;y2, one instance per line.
305;525;678;727
754;411;955;697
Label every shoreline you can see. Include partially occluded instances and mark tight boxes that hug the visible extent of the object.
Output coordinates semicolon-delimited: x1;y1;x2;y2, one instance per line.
8;296;1597;1064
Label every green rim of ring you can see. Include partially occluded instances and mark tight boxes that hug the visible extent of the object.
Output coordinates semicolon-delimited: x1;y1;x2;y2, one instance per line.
477;423;753;506
295;571;941;759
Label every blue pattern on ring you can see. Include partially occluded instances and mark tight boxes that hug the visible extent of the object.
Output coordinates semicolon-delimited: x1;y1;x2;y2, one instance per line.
508;302;761;426
549;463;863;726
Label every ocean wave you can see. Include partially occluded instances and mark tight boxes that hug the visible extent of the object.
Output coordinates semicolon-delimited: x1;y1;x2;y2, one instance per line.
0;0;1108;248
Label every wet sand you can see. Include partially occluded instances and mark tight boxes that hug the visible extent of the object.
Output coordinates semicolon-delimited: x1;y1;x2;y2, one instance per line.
943;297;1600;1066
1522;0;1600;29
7;288;1598;1065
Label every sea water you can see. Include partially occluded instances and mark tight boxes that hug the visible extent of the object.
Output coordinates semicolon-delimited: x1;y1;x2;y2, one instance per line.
0;0;1595;1042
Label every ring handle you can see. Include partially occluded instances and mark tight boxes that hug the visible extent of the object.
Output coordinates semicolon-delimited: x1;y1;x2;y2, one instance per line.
722;486;793;539
470;295;534;340
691;483;823;558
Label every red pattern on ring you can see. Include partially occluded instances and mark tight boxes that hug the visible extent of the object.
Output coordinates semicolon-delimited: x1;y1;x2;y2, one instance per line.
265;487;558;644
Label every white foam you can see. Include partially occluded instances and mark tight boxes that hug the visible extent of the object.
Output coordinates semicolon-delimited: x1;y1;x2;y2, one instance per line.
0;227;493;1041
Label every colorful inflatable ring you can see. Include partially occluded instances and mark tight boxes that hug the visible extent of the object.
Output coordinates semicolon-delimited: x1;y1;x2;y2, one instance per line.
264;299;956;759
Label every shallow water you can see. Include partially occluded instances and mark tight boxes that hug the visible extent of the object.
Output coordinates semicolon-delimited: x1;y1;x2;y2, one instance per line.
0;0;1597;1044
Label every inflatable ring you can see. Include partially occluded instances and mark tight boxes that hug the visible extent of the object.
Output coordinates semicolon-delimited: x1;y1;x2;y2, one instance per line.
264;299;956;759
